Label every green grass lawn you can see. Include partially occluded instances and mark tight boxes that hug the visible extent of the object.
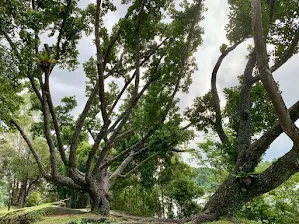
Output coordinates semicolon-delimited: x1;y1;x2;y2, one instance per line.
0;204;261;224
0;206;18;215
35;213;98;224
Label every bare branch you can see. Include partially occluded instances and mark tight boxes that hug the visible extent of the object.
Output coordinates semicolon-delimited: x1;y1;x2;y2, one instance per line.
109;145;150;182
100;143;149;171
211;41;243;143
182;122;193;130
28;75;43;102
172;148;194;153
87;127;96;142
108;73;135;116
251;0;299;148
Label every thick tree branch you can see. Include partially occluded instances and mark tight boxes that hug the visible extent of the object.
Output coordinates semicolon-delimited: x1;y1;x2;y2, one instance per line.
211;41;243;143
251;0;299;148
240;100;299;172
28;74;43;102
69;78;100;168
46;174;83;189
44;72;68;166
95;0;110;127
236;51;256;169
85;128;108;179
250;145;299;196
41;71;58;176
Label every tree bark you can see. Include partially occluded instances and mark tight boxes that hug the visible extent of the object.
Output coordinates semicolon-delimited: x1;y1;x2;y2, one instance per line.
19;180;28;208
198;144;299;223
89;190;111;215
88;170;112;215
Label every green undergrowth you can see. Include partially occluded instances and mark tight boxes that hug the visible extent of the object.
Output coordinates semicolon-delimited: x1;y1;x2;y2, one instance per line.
207;219;261;224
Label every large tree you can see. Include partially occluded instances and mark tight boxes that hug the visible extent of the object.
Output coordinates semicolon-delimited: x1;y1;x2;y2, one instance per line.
2;0;299;222
0;0;203;215
185;0;299;222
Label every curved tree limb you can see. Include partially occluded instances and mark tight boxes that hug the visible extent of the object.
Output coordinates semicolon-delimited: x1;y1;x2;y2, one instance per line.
251;0;299;148
211;41;243;143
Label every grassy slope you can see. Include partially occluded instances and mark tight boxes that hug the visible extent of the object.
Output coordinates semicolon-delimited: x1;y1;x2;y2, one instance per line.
0;204;260;224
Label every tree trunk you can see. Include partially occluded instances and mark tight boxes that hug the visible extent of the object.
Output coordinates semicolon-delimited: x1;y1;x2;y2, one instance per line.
196;147;299;223
89;189;111;215
89;170;112;215
20;180;28;208
203;176;246;218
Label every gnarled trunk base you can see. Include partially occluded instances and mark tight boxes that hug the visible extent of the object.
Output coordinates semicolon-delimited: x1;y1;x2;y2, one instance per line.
89;170;112;215
89;190;111;215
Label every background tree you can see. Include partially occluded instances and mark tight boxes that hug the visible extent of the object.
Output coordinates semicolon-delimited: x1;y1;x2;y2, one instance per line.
0;96;49;208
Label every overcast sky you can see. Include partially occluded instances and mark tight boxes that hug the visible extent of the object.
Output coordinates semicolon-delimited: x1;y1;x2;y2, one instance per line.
49;0;299;163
